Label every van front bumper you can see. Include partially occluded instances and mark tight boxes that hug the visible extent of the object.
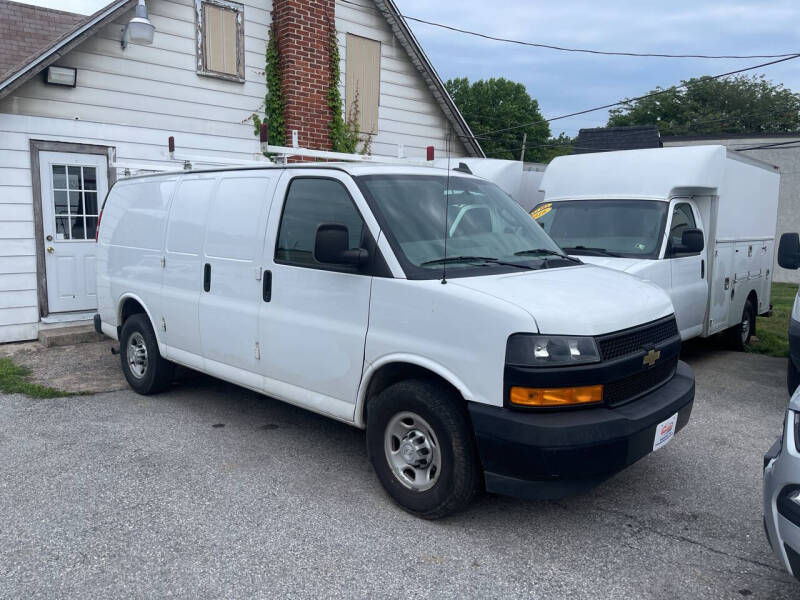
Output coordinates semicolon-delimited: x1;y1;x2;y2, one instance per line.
468;361;695;500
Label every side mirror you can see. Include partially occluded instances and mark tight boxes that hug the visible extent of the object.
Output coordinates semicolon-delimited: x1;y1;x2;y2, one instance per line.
680;228;704;253
314;223;368;266
778;232;800;270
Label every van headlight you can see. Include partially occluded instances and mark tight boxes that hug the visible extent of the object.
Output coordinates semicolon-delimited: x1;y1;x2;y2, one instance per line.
506;334;601;367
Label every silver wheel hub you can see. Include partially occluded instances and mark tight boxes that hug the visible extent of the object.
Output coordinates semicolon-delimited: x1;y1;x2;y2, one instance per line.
384;411;441;492
127;332;148;379
741;314;751;342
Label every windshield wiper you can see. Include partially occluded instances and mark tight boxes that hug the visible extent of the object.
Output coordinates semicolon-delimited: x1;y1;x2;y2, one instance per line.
514;248;582;263
421;255;535;270
561;245;621;258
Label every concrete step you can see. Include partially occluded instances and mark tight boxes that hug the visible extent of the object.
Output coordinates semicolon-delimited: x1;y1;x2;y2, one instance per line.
38;324;105;348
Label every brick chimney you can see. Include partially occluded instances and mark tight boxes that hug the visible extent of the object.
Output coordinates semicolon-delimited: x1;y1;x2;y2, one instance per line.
272;0;335;151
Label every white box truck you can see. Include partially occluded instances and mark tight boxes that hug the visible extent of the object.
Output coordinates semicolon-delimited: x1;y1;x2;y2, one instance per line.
95;162;695;518
534;145;781;348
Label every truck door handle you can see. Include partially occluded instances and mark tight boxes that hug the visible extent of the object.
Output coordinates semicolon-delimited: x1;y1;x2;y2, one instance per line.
203;263;211;292
701;259;705;279
262;270;272;302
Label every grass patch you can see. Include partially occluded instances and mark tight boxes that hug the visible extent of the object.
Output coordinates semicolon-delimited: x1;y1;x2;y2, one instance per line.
747;282;798;358
0;357;74;399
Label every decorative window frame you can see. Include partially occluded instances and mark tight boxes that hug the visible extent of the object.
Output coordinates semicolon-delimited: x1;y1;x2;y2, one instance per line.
195;0;246;83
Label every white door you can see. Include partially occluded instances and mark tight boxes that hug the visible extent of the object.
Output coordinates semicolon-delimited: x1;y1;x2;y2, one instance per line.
667;199;708;339
258;173;372;419
198;173;278;378
39;151;108;314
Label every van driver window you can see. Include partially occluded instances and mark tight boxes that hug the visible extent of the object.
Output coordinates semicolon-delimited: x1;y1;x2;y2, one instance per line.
670;203;697;246
276;178;365;266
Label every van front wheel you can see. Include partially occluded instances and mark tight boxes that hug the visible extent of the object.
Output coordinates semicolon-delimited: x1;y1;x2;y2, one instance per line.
366;379;480;519
119;313;174;395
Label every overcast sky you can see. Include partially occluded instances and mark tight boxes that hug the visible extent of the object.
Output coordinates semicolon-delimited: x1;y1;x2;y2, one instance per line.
19;0;800;138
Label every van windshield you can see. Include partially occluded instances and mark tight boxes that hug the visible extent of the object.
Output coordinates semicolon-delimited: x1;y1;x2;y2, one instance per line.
357;174;575;279
531;200;668;259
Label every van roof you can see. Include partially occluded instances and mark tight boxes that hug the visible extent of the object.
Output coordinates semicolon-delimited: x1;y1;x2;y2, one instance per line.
540;144;778;201
116;162;483;181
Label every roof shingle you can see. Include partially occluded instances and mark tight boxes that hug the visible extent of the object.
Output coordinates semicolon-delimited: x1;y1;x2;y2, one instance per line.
0;0;86;83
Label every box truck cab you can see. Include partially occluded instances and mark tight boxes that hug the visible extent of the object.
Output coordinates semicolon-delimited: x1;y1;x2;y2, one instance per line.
95;163;695;518
534;146;780;347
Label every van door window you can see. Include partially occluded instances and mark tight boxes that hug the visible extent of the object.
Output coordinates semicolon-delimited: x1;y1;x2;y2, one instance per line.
275;178;365;267
670;203;697;247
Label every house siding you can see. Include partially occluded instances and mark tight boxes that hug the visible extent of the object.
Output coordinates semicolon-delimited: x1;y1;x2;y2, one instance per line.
0;0;470;343
335;0;466;159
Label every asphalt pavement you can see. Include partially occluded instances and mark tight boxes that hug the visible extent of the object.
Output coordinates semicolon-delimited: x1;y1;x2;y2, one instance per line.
0;343;797;599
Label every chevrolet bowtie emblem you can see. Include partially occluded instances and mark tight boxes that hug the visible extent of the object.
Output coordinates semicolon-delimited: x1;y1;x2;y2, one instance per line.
643;349;661;367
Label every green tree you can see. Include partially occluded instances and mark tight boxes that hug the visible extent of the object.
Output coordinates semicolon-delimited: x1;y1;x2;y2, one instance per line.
539;132;574;162
446;77;551;161
608;75;800;136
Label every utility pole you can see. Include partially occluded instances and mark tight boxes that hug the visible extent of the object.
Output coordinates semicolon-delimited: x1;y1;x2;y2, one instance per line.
520;132;527;162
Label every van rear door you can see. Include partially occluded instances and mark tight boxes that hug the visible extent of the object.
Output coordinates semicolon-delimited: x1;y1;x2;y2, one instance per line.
198;172;279;381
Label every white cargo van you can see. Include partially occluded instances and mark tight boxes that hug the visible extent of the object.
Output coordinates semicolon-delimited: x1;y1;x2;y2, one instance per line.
534;145;780;348
95;163;695;518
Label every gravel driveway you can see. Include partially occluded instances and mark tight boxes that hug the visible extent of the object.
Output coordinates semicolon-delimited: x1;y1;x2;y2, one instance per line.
0;343;796;599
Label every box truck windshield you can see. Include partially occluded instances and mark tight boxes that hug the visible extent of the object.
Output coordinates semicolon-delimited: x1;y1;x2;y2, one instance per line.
358;175;575;277
531;199;669;259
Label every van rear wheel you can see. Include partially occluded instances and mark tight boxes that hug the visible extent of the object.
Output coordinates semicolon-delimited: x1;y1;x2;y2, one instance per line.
366;379;480;519
119;313;174;395
727;299;755;352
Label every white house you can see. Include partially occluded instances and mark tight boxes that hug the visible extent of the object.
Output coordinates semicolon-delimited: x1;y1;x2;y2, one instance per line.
0;0;482;343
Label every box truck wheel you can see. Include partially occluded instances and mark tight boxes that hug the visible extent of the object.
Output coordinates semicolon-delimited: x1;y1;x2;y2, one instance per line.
366;379;480;519
727;299;756;351
789;358;800;396
119;313;174;395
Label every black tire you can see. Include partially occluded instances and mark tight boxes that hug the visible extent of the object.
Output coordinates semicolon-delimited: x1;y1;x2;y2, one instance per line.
789;357;800;396
366;378;480;519
119;313;174;395
727;299;756;351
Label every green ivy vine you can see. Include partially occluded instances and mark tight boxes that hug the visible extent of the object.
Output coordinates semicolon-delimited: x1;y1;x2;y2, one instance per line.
327;25;361;153
251;21;285;148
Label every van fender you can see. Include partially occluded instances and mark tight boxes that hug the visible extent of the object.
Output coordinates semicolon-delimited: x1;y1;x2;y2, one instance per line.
116;292;166;355
354;353;475;429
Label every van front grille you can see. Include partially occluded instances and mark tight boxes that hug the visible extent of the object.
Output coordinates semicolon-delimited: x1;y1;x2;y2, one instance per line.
596;317;679;361
604;357;678;406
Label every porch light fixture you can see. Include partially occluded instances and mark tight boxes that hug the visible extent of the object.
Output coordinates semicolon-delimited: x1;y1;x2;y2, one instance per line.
44;66;77;87
121;0;155;49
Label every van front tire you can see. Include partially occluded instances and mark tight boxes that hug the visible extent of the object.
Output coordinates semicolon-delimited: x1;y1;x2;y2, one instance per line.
366;379;480;519
119;313;174;395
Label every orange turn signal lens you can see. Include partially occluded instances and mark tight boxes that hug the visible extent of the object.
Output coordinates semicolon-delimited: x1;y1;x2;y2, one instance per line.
509;385;603;407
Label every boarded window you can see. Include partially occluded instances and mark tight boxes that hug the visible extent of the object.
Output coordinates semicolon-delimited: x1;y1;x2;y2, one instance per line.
196;0;244;81
345;34;380;135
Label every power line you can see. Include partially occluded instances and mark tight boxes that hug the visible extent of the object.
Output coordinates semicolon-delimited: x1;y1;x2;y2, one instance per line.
336;0;798;60
469;54;800;139
402;14;800;60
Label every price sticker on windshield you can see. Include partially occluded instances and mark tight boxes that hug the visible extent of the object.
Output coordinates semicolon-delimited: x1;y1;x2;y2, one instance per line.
530;203;552;220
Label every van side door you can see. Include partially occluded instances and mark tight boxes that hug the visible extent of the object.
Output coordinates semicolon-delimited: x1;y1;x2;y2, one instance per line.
258;172;378;422
198;172;278;382
667;199;708;339
162;175;215;367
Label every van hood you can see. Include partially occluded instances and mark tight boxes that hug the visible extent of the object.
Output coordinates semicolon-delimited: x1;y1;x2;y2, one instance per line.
450;264;674;336
570;255;643;272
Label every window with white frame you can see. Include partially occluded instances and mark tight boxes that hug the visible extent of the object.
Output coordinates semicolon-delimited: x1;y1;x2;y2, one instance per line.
195;0;245;82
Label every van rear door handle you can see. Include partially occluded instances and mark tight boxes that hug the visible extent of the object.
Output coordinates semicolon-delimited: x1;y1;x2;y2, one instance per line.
701;259;705;279
203;263;211;292
262;270;272;302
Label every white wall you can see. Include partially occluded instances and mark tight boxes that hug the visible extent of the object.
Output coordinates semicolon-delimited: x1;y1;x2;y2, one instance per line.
335;0;467;159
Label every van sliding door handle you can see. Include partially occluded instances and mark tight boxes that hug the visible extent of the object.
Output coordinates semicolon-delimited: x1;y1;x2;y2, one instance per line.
203;263;211;292
701;259;705;279
262;270;272;302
